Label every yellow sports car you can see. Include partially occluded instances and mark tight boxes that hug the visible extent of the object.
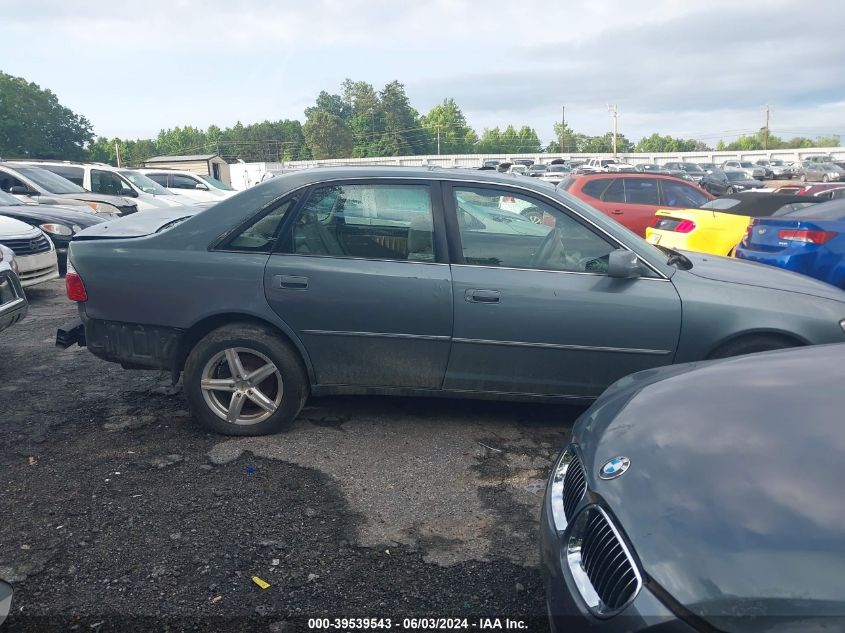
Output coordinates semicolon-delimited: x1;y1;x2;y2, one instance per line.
645;192;824;256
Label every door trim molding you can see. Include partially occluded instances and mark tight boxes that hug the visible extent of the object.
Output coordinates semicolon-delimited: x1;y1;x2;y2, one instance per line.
452;337;672;356
303;329;451;342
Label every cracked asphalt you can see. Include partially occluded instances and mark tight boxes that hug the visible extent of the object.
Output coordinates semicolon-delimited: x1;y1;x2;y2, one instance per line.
0;280;582;632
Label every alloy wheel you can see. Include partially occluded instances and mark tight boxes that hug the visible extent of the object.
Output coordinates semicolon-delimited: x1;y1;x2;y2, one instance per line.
200;347;283;425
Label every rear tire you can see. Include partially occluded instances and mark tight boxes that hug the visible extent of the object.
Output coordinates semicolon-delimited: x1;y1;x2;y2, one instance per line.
522;207;544;224
823;175;830;183
707;334;799;360
183;322;308;436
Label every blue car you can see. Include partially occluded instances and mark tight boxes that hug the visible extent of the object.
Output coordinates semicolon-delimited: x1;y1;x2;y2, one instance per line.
735;197;845;288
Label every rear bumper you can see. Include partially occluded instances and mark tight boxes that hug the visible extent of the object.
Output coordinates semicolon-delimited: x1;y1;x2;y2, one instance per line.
0;272;28;334
60;315;183;370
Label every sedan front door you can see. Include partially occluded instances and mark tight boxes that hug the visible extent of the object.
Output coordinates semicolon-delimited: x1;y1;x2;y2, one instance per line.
442;184;682;398
264;180;453;389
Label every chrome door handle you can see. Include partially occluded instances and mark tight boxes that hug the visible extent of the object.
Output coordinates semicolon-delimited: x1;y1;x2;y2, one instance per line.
274;274;308;290
611;209;624;215
466;289;500;304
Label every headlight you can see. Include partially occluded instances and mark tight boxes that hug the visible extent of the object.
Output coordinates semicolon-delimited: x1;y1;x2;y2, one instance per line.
85;201;121;215
39;223;74;236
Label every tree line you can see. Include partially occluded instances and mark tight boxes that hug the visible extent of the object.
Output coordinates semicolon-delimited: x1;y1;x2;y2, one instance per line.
0;71;839;166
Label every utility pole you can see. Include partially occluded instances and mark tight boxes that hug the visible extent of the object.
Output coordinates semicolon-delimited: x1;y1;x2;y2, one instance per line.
608;104;619;158
114;142;122;168
436;124;441;155
763;104;770;151
560;105;565;155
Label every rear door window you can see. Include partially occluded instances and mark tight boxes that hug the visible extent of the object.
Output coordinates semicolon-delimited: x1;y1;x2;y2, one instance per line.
169;174;201;189
292;184;435;262
623;178;659;205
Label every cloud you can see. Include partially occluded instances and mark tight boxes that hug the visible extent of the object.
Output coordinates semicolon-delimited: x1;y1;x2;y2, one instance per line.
1;0;843;143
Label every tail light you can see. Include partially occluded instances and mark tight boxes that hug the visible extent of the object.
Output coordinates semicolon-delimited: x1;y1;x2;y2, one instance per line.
742;223;753;245
649;216;662;228
65;262;88;302
674;219;696;233
777;229;837;244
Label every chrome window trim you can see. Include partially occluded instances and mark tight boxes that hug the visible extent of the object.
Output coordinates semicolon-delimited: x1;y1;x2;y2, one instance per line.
267;176;670;280
450;262;670;281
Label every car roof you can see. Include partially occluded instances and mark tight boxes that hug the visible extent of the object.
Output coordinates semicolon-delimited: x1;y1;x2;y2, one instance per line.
567;171;694;183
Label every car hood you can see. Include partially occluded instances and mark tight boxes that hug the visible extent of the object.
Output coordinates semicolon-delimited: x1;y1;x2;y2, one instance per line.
573;344;845;631
73;207;198;240
0;214;39;236
682;251;845;302
51;192;132;206
0;204;105;229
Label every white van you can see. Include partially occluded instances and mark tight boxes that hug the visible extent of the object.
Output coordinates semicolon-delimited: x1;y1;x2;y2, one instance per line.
19;162;196;211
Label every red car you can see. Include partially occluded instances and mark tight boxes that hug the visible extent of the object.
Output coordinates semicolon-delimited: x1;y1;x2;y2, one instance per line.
560;173;713;236
774;183;845;197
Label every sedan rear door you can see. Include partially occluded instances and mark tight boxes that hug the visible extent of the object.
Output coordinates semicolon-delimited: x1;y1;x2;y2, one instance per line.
264;179;453;389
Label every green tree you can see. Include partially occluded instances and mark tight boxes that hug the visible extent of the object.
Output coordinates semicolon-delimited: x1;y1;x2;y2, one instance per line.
0;71;93;159
303;111;354;159
304;91;350;121
378;80;427;155
420;98;478;154
477;124;542;153
580;132;633;154
634;133;710;153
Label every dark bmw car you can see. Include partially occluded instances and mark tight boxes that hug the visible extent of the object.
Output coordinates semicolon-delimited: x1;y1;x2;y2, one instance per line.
540;344;845;632
58;167;845;436
0;189;104;272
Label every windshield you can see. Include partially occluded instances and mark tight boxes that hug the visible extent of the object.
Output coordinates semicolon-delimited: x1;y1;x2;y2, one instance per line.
739;162;755;168
0;189;24;206
769;160;784;166
199;174;234;191
119;170;171;195
529;165;547;171
726;172;747;181
682;164;704;172
14;165;87;194
548;165;569;172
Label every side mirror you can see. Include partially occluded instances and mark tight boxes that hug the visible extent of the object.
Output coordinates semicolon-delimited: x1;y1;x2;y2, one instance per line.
122;187;139;198
607;249;642;279
9;186;36;196
195;183;209;191
0;579;12;626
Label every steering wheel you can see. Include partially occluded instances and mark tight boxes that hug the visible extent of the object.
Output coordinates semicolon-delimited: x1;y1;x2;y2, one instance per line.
530;228;565;268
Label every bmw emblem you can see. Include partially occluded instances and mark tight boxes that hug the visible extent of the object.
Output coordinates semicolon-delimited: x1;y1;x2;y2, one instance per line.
599;456;630;480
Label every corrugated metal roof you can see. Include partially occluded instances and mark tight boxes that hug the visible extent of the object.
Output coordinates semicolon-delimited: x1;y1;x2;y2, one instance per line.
145;154;219;162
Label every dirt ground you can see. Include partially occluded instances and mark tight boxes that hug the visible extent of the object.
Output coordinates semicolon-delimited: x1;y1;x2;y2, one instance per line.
0;280;582;632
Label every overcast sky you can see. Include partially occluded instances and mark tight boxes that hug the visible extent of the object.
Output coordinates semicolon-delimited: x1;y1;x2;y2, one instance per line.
2;0;843;146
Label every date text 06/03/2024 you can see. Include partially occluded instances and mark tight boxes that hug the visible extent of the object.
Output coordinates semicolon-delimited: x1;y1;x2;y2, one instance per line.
307;617;529;630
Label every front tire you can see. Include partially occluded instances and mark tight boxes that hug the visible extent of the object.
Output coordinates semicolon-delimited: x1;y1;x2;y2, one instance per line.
707;334;798;360
183;323;308;436
823;175;830;183
725;186;735;194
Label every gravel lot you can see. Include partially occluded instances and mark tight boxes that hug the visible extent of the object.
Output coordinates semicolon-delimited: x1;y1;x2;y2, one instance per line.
0;280;582;632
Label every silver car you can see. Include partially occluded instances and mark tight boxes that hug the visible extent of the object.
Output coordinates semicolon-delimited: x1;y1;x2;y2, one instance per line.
0;244;27;334
59;167;845;436
721;160;766;180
